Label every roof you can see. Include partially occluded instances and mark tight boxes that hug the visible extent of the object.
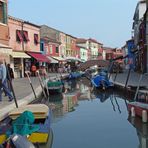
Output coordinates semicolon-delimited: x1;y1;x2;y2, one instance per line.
76;38;103;45
76;45;86;49
76;38;87;44
103;47;115;50
88;38;103;45
8;15;40;28
41;25;77;39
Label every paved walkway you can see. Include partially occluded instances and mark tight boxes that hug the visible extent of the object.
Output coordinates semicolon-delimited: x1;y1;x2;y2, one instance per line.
111;70;148;87
0;73;68;121
0;70;148;121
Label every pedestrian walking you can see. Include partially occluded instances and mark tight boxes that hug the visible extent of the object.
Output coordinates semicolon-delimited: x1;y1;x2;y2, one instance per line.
0;59;13;102
6;64;14;91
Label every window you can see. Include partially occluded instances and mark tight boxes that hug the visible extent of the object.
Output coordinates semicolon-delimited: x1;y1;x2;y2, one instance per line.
23;31;29;42
40;43;44;51
34;34;39;44
56;47;59;53
0;2;7;24
16;30;23;42
49;45;52;54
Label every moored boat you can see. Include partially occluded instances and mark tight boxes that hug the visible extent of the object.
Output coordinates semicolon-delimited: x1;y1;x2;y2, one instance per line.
47;79;64;94
0;104;53;147
68;72;83;79
128;102;148;119
91;69;113;90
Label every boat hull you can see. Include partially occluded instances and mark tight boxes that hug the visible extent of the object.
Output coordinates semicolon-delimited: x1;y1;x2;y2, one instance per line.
47;80;63;94
0;105;52;145
128;102;148;119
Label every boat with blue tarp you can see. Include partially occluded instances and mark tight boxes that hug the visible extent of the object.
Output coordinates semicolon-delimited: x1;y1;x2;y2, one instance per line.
91;69;113;90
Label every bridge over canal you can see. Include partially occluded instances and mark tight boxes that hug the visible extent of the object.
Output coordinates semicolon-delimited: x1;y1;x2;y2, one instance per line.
78;60;110;71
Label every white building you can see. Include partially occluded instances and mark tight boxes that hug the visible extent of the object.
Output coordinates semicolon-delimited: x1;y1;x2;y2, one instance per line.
133;0;146;46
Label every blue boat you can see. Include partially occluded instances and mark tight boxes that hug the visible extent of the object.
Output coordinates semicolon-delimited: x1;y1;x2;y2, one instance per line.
91;70;113;90
68;72;83;79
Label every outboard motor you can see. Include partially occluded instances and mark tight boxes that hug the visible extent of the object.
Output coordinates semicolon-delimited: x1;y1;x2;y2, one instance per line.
2;134;35;148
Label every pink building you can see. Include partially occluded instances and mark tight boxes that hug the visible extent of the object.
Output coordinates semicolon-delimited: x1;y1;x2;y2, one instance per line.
8;16;46;78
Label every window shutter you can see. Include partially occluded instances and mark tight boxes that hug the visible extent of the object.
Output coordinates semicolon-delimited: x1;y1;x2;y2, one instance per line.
3;2;7;24
34;34;38;44
23;31;29;42
16;30;23;42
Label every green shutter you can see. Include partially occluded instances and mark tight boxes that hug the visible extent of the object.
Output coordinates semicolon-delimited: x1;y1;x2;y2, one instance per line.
3;3;7;24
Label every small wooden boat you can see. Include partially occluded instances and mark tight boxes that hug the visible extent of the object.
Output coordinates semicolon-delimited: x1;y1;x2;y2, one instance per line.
0;104;53;147
128;102;148;119
47;79;63;94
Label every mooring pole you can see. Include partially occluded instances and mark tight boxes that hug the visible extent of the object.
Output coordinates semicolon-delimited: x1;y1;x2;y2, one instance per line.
25;71;37;99
124;68;131;89
36;71;48;100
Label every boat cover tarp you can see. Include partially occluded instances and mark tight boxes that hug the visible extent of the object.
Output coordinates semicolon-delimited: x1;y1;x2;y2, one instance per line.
12;111;39;136
47;81;63;87
91;70;113;88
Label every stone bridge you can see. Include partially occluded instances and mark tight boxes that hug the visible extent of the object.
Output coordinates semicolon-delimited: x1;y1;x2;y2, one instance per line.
78;60;110;71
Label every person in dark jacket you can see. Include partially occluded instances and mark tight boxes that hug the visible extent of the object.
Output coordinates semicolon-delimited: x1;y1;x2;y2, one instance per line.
7;64;14;81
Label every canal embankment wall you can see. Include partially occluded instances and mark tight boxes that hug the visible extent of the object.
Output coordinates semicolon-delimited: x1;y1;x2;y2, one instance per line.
111;70;148;88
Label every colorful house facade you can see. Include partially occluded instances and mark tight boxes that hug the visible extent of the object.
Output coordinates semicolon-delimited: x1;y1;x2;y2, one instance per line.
76;45;87;62
65;34;77;57
40;25;66;63
132;0;146;72
59;32;66;58
8;16;42;78
88;38;100;60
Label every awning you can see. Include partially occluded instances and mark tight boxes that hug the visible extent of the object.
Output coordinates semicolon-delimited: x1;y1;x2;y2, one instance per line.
52;56;65;62
11;51;31;58
65;56;82;62
0;43;12;54
26;52;50;63
47;56;58;63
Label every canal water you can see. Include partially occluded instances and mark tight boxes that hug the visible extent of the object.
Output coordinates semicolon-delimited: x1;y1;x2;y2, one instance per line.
49;78;148;148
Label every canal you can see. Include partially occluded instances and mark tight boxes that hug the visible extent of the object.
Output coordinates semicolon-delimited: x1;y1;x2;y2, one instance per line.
49;78;148;148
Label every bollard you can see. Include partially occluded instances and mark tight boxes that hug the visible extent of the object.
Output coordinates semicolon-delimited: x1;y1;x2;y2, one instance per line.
142;110;147;123
131;107;135;117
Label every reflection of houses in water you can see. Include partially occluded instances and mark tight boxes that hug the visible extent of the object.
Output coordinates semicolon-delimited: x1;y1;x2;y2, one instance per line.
128;116;148;148
77;80;92;100
51;101;65;123
62;91;79;113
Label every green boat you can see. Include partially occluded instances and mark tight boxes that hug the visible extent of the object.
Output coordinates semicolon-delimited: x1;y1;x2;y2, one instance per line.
47;80;63;94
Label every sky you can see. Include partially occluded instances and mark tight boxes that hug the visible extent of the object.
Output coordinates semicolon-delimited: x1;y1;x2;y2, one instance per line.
8;0;138;48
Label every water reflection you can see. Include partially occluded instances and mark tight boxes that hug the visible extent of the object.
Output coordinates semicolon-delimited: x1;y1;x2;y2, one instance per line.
50;79;143;148
128;116;148;148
